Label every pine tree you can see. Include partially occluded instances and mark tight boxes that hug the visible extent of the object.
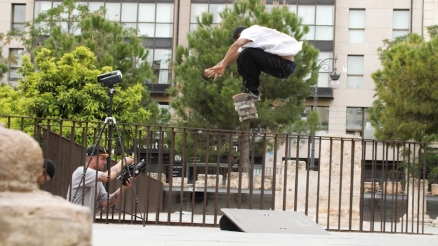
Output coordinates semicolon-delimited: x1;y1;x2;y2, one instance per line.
169;0;320;172
370;33;438;142
370;32;438;184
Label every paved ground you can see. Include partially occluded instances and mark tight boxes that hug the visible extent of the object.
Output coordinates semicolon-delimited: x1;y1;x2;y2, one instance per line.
93;223;438;246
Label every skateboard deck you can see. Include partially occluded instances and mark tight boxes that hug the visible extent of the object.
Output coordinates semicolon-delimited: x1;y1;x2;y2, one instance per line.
233;93;258;122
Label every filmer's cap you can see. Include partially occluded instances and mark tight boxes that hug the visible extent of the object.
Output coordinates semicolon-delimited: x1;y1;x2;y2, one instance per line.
86;145;107;156
43;159;56;179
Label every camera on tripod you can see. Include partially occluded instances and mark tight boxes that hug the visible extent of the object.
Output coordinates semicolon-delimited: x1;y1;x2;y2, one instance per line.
97;70;122;87
117;159;146;185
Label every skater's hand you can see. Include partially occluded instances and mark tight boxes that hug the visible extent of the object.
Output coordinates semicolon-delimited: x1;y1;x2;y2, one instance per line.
204;68;215;78
204;66;224;81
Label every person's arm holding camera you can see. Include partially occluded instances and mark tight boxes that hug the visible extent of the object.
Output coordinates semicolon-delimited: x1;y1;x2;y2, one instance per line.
96;157;134;208
100;177;133;208
69;146;139;212
97;157;134;183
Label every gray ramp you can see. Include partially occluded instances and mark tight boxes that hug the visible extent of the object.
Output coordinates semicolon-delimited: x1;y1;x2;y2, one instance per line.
220;208;329;235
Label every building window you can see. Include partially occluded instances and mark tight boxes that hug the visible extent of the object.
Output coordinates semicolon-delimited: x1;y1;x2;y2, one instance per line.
52;1;85;35
34;1;52;17
12;4;26;32
316;52;334;87
346;107;362;136
190;2;229;31
305;106;329;133
393;9;410;39
139;2;174;84
297;5;334;41
190;1;334;42
346;55;364;90
315;5;334;41
34;1;53;35
349;9;365;43
138;3;174;38
88;2;104;12
346;107;375;138
158;102;173;117
105;1;174;35
121;2;138;28
148;49;172;84
33;1;174;84
9;49;24;81
105;3;121;22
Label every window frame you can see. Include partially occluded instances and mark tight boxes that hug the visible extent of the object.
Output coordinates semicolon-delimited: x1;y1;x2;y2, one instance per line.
189;3;229;32
11;4;26;32
346;55;364;90
305;106;330;132
345;107;374;139
392;9;410;39
8;48;24;81
348;9;365;43
316;52;334;87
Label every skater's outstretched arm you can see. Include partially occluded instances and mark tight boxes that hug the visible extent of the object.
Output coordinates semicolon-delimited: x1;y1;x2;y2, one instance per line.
204;38;251;81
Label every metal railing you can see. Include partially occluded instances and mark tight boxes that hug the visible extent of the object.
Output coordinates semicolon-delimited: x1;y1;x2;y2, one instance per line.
2;115;436;233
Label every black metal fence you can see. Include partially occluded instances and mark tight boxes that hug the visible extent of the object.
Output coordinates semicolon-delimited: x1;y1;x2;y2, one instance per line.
2;116;437;233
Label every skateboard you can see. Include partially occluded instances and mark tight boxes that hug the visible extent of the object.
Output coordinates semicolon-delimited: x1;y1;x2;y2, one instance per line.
233;93;258;122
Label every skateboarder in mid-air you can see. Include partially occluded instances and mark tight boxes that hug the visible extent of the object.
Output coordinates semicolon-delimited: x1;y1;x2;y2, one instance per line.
204;25;303;101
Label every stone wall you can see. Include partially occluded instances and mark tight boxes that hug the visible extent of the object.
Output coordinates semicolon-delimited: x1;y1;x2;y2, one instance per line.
431;184;438;196
382;181;403;194
148;172;167;184
172;177;188;187
400;178;433;224
224;172;281;190
0;126;92;246
364;182;380;193
226;172;249;189
195;174;223;188
275;135;362;227
253;174;281;190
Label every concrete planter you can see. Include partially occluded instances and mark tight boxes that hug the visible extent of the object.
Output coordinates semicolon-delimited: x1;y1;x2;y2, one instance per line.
382;181;403;194
431;184;438;196
364;182;380;193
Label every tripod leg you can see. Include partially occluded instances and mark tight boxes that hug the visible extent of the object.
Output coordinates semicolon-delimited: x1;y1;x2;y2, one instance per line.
69;121;109;221
113;122;146;227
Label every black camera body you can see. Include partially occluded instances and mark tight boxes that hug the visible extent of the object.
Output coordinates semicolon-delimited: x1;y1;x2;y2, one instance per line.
117;159;146;185
97;70;122;87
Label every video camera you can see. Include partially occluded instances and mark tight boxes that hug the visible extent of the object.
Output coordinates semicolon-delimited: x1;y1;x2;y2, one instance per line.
97;70;122;87
117;159;146;185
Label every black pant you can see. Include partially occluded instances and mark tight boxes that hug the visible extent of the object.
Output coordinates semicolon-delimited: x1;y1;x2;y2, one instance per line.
237;48;296;91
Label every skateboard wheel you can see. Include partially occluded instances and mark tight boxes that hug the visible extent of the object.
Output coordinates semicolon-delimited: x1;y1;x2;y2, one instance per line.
239;117;243;122
251;103;255;108
235;106;238;111
255;113;258;118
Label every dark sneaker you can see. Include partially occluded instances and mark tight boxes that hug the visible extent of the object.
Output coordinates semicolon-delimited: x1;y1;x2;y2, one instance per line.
249;90;260;101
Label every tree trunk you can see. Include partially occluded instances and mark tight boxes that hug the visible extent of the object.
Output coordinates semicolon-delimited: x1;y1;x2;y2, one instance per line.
240;122;251;173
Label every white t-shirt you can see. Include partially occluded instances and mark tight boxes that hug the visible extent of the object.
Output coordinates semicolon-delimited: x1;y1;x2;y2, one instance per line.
66;166;107;214
237;25;303;56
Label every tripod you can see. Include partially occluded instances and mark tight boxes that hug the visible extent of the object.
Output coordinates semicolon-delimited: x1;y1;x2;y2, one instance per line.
70;86;145;227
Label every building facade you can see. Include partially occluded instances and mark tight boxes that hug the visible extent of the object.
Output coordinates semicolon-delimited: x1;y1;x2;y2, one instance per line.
0;0;437;139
